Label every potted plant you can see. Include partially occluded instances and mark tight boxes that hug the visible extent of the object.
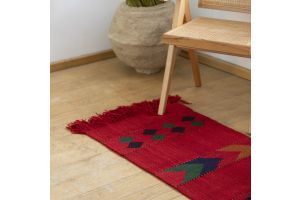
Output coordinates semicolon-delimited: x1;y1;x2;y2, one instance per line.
109;0;174;74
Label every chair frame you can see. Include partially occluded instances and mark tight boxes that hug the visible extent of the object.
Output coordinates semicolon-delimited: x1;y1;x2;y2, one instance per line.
158;0;202;115
158;0;250;115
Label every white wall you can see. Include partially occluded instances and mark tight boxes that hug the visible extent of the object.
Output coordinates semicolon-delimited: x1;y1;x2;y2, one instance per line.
50;0;122;62
51;0;250;69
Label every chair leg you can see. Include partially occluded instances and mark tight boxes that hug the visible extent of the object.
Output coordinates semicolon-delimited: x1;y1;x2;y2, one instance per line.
248;120;251;135
158;45;178;115
188;49;202;87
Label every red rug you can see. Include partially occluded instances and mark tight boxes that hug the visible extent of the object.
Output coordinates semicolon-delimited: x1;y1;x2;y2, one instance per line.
67;96;251;200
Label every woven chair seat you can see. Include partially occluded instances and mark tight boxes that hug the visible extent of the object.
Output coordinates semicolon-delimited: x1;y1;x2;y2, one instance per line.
162;17;251;57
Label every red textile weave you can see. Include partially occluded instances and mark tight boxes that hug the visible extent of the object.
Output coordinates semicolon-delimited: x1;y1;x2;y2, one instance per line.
67;96;251;200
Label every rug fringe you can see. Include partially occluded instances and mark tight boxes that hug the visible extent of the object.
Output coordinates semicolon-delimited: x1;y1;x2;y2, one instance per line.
66;95;183;134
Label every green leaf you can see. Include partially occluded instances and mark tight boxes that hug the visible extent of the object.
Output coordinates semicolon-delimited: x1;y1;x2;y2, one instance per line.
126;0;164;7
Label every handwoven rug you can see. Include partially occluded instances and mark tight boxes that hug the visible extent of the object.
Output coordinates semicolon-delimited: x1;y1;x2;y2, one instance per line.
67;96;251;200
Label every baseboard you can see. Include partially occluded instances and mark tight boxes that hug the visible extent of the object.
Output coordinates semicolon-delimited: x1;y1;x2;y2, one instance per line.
50;49;250;80
50;50;115;73
180;50;251;80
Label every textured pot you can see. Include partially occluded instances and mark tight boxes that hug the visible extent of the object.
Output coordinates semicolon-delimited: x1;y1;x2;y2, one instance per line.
108;1;174;74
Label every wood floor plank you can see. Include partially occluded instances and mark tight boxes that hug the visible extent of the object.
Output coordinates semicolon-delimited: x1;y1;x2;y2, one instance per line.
72;173;172;200
51;57;250;199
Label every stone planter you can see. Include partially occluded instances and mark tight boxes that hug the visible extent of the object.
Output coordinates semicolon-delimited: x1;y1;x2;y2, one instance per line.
108;1;174;74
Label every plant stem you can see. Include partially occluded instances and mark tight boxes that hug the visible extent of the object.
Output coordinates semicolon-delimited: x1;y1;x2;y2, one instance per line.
126;0;164;7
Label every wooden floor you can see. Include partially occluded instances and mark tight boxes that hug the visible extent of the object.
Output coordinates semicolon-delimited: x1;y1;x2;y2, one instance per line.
51;57;250;200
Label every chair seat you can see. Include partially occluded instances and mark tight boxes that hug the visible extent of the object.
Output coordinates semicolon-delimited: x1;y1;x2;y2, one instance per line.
162;17;251;57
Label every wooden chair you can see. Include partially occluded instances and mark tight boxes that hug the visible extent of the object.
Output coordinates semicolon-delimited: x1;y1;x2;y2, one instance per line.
158;0;251;115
